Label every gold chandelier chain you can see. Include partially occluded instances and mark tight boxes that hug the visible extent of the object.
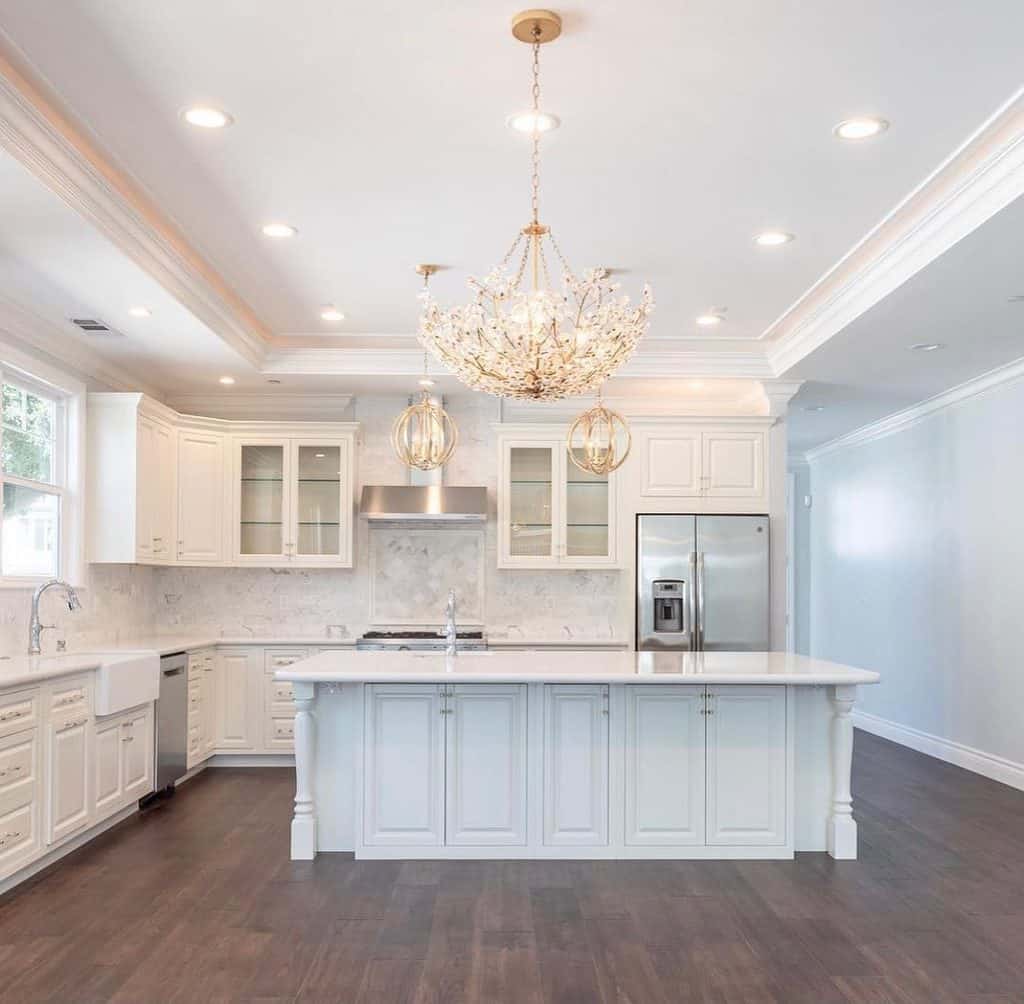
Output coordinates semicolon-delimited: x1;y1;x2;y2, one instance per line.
530;30;542;225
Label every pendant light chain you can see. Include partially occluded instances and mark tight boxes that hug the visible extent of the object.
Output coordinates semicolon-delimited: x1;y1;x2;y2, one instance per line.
530;28;542;226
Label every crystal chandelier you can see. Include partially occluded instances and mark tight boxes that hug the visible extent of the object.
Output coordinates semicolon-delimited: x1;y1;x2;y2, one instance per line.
392;343;458;471
418;9;653;402
566;393;631;475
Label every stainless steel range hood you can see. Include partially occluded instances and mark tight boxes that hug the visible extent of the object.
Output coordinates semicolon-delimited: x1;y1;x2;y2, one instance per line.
359;485;487;522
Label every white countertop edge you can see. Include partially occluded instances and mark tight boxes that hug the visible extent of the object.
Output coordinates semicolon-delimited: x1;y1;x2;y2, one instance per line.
279;670;880;686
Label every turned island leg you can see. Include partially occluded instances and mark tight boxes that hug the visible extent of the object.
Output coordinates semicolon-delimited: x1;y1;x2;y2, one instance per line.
827;683;858;859
291;681;317;860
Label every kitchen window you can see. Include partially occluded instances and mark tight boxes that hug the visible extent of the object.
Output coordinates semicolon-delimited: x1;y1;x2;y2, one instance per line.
0;352;84;586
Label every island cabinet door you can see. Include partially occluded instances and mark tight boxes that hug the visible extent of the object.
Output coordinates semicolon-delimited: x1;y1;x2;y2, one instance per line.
445;685;527;846
363;685;444;846
543;685;609;846
706;686;786;846
624;686;705;846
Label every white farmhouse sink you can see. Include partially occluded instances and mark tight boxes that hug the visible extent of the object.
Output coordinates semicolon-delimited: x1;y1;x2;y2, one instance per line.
89;651;160;716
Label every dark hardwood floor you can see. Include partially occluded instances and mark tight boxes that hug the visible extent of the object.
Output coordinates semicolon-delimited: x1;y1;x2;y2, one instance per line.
1;731;1023;1003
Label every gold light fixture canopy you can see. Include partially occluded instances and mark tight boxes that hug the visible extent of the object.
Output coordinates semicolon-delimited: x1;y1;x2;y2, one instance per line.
566;394;631;475
417;9;653;402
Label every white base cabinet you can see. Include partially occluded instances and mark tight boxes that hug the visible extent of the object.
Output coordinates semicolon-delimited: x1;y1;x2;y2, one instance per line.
354;682;793;859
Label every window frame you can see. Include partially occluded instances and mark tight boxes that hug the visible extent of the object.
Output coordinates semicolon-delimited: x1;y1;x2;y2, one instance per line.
0;344;85;589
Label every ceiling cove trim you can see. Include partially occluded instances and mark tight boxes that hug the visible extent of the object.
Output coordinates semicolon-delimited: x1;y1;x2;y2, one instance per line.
0;297;162;398
766;87;1024;374
805;354;1024;464
0;43;269;368
263;346;775;380
166;392;354;421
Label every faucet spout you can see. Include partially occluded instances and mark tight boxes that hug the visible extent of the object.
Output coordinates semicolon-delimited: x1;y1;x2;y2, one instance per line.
29;579;81;655
444;589;458;658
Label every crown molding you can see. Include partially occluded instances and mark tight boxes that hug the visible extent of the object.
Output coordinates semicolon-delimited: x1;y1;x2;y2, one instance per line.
0;296;163;397
0;41;269;368
805;354;1024;463
166;392;354;421
766;87;1024;374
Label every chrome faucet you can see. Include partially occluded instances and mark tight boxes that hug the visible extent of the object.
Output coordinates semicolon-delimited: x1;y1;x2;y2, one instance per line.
444;589;458;657
28;579;81;655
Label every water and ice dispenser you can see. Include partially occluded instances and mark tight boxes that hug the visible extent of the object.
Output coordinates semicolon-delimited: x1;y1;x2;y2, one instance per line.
651;579;685;633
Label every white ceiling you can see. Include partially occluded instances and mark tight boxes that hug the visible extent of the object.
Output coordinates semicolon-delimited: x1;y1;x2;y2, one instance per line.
0;0;1022;435
788;191;1024;452
1;0;1022;346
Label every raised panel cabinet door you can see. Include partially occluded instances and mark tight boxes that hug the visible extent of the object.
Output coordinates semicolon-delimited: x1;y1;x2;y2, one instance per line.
639;429;701;497
215;650;259;750
177;431;225;563
363;685;444;846
701;431;765;498
135;416;155;559
445;685;527;846
93;719;123;818
543;685;609;846
47;715;90;844
625;686;705;845
152;420;177;561
122;708;153;802
706;686;786;846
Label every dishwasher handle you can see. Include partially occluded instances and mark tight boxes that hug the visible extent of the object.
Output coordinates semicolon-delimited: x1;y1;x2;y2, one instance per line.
162;666;184;677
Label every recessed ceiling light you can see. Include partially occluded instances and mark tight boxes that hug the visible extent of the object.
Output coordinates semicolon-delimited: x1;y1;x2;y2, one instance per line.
834;117;889;141
803;405;826;412
261;223;297;238
320;306;345;322
128;306;151;318
419;377;436;389
909;342;944;352
696;313;723;327
687;380;706;391
219;375;236;385
182;106;233;129
506;110;560;134
753;230;795;247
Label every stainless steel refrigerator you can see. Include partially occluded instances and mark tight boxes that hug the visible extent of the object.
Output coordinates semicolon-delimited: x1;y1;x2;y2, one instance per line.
636;514;769;651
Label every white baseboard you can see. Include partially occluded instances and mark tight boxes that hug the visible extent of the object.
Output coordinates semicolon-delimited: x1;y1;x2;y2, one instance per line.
854;710;1024;792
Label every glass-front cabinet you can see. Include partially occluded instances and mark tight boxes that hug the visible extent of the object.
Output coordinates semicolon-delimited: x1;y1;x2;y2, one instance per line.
497;426;618;569
233;435;354;567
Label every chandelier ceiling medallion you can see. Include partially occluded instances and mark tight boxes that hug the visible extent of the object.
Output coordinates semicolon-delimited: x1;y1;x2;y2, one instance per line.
417;9;653;404
392;302;459;471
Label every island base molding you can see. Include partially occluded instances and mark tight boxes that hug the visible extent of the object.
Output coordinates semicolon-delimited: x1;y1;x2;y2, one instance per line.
290;680;860;862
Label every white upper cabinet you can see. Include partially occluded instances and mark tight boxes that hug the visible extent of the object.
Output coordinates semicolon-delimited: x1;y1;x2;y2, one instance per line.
232;436;354;567
177;430;226;563
497;425;618;569
636;425;767;502
88;394;357;568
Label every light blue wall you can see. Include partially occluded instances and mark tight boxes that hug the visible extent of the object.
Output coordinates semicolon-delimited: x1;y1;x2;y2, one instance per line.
809;374;1024;769
789;463;812;655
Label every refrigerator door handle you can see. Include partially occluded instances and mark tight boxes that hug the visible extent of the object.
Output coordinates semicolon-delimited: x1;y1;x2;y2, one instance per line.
696;551;706;652
689;551;698;652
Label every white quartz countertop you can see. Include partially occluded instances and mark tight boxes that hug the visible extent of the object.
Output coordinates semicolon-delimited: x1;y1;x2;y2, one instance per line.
276;649;881;686
108;635;358;656
0;651;140;690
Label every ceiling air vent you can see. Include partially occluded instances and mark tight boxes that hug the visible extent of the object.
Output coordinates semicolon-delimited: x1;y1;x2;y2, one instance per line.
70;317;119;334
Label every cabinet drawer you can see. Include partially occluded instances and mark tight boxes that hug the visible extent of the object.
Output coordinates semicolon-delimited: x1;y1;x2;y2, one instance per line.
264;649;309;673
267;679;294;706
187;724;202;756
0;730;37;814
0;689;39;739
187;683;202;715
264;715;295;749
50;683;88;711
0;800;38;879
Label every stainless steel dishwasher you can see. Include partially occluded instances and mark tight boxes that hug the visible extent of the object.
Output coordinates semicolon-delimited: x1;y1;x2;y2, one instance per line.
155;651;188;794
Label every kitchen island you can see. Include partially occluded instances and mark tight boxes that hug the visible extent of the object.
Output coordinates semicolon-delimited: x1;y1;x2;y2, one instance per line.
277;650;879;862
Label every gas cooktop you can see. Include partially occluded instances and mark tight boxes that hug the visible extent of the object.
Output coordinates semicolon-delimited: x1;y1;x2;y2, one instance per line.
356;630;486;651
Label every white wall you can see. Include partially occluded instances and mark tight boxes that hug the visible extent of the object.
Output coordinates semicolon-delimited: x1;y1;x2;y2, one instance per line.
789;462;812;655
808;370;1024;785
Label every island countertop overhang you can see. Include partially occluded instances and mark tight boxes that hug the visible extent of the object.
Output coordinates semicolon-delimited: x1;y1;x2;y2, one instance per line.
276;649;880;687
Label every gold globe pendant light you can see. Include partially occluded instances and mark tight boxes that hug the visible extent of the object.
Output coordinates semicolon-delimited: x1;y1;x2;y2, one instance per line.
417;10;653;403
566;389;631;475
392;340;458;471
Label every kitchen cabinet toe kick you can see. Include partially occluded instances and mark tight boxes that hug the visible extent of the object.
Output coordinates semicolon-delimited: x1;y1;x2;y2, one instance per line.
287;679;864;862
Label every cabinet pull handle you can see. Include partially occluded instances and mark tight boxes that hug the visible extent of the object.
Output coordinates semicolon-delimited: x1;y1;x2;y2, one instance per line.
0;709;25;722
0;765;24;778
63;718;86;729
122;736;134;743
